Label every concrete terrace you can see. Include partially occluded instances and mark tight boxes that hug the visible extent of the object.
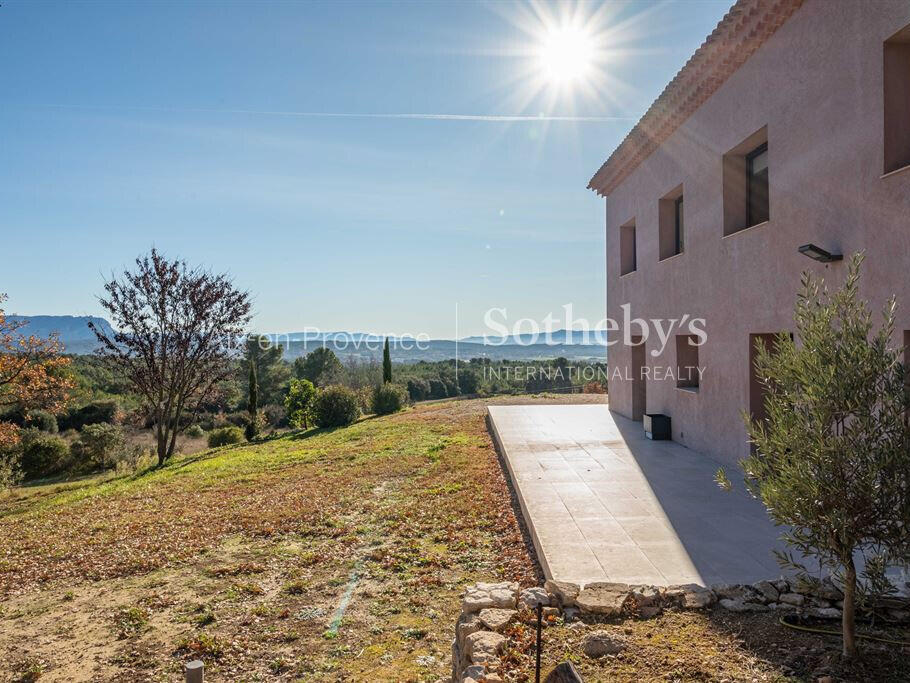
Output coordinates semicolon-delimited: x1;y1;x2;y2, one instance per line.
488;404;789;586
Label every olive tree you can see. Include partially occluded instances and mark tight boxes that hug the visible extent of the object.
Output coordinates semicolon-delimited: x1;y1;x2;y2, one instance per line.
90;250;252;466
719;253;910;658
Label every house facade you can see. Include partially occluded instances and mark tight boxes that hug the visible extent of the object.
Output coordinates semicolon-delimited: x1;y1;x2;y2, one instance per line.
589;0;910;466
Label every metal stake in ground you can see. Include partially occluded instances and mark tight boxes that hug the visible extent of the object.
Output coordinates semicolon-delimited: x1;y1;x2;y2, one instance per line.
536;602;543;683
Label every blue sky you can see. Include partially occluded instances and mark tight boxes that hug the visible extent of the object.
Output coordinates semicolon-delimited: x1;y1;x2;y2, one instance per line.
0;0;728;338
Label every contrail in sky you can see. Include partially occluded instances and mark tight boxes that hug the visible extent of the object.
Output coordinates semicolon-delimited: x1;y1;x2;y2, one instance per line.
30;103;635;122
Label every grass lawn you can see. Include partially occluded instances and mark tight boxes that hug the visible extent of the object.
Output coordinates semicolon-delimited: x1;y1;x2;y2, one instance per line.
0;394;907;682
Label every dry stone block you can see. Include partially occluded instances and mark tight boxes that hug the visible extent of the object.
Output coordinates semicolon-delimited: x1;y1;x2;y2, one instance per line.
720;598;768;613
457;614;484;648
465;630;507;666
778;592;806;606
582;629;627;658
478;608;517;632
813;578;844;602
576;582;632;616
519;587;550;610
629;584;662;607
665;583;716;609
461;664;487;683
462;581;518;613
545;580;580;607
544;661;584;682
753;580;780;603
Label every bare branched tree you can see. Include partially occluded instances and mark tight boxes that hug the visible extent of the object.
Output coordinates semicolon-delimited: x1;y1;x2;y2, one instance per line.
89;250;252;466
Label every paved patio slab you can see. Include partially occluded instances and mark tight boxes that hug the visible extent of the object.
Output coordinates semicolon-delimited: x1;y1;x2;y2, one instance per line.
488;404;791;586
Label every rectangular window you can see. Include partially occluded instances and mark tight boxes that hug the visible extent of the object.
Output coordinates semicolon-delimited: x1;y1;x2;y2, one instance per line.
676;334;700;390
658;185;683;260
674;195;685;254
884;25;910;174
723;127;768;235
620;219;637;275
746;143;769;226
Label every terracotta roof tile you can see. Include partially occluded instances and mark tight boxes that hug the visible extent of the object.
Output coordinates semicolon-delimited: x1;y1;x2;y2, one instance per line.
588;0;804;197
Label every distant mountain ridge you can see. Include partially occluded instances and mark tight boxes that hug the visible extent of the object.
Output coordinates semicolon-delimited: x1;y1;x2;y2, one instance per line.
282;329;607;345
7;315;114;354
8;317;607;362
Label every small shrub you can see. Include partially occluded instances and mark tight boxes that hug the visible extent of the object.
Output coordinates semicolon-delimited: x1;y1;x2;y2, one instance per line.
313;386;360;428
0;447;22;489
457;370;479;395
443;378;460;397
114;605;149;639
262;403;287;428
352;386;372;415
20;432;70;479
177;632;224;659
583;381;607;394
72;423;125;470
371;384;406;415
26;410;58;434
427;378;447;400
207;426;244;448
244;412;264;441
59;400;120;431
406;378;430;402
185;424;205;438
223;411;250;429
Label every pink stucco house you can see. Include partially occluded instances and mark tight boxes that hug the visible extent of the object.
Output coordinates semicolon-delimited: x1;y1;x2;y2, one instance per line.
588;0;910;466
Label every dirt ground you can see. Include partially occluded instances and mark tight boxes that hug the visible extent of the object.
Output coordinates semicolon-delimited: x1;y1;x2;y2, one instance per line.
1;394;907;682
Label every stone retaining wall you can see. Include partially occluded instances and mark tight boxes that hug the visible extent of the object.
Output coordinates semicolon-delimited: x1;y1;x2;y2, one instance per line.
450;577;909;682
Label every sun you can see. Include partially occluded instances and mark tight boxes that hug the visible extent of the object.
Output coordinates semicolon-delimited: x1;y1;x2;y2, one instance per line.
537;24;596;86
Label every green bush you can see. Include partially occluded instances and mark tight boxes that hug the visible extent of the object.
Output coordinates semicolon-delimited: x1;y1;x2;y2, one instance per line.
371;384;406;415
59;400;120;431
285;379;316;429
406;379;429;402
262;403;288;428
20;431;71;479
208;426;245;448
26;410;58;434
313;386;360;428
427;378;447;400
223;412;250;428
73;423;125;469
457;370;479;395
185;424;206;438
244;413;264;441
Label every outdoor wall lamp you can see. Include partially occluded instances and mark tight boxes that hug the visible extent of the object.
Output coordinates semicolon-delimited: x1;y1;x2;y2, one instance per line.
798;244;843;263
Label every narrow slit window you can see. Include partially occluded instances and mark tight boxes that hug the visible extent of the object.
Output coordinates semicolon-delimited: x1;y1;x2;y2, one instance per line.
659;185;683;260
674;195;684;254
620;220;637;275
746;143;769;227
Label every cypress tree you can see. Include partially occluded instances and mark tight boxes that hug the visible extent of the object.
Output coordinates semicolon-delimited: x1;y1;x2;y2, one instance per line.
382;337;392;383
246;360;260;439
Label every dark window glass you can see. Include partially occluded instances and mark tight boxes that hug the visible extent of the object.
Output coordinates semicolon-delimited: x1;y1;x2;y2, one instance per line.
746;143;769;226
674;196;684;254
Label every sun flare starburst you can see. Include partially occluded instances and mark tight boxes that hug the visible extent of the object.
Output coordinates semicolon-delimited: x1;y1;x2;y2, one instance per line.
537;23;597;86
